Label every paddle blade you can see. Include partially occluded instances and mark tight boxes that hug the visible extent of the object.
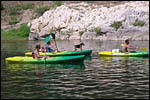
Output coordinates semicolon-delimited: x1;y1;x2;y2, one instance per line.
51;33;55;40
141;47;146;51
45;36;50;43
121;44;124;47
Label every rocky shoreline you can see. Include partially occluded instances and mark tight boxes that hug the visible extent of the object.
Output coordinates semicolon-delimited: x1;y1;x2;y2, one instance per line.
28;1;149;41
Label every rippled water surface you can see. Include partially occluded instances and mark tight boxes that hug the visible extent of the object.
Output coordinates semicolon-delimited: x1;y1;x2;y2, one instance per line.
1;40;149;99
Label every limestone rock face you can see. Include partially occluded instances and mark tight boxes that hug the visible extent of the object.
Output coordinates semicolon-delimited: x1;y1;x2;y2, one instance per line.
28;1;149;40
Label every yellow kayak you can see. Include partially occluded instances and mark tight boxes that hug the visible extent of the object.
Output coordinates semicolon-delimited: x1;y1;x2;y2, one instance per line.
98;51;149;57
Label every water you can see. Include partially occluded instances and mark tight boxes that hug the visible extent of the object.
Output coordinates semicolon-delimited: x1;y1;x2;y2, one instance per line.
1;40;149;99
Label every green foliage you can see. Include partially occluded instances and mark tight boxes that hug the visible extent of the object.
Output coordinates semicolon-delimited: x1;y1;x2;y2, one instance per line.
8;16;21;25
1;3;4;10
110;21;122;31
34;6;50;17
5;3;34;16
94;27;102;35
16;3;35;10
54;1;62;6
56;26;65;33
79;31;84;40
133;18;145;27
17;24;30;37
34;1;62;18
57;26;62;32
79;31;84;36
8;7;21;16
1;24;30;40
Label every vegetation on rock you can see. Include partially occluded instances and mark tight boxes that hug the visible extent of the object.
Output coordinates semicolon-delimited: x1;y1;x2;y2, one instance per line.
110;21;122;31
1;3;4;10
8;16;21;25
94;27;102;35
133;18;145;27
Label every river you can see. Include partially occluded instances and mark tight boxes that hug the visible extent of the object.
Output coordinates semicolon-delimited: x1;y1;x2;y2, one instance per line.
1;40;149;99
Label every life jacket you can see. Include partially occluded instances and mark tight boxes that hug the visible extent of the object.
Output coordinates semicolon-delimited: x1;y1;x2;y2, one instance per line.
46;46;53;52
41;48;45;53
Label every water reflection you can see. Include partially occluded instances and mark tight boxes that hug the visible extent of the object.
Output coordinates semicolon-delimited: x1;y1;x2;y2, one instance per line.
6;63;86;73
1;40;149;99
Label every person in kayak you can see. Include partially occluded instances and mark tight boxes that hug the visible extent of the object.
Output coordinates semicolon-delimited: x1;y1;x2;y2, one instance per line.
74;42;85;51
32;44;50;59
122;39;137;52
40;46;45;53
45;41;55;52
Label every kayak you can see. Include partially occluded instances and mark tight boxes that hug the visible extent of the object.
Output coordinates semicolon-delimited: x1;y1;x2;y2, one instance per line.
25;50;92;57
6;55;85;64
98;51;149;57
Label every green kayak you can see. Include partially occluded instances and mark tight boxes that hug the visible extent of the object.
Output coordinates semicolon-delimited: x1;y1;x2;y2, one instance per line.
6;55;85;64
25;50;92;57
98;51;149;57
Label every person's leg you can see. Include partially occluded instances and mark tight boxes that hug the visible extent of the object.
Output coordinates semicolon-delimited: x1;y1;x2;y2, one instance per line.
74;45;77;51
46;56;50;59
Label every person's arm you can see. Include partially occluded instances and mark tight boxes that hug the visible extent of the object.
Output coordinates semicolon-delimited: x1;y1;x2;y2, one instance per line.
127;45;137;49
36;50;43;58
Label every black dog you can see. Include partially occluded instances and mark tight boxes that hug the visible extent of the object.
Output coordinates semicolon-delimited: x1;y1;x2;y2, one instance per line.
74;42;85;51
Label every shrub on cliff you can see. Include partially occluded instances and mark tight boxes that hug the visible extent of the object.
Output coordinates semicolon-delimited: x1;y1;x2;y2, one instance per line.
8;16;21;25
1;3;4;10
133;18;145;27
79;31;84;40
8;7;21;16
54;1;62;6
16;3;35;10
34;6;50;17
94;27;102;36
110;21;122;31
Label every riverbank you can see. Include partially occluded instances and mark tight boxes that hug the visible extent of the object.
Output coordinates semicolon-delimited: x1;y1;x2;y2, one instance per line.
1;24;30;40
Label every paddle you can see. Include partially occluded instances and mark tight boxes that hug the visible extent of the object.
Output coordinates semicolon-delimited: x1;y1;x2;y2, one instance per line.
120;44;147;51
44;36;51;65
140;47;146;51
51;33;59;52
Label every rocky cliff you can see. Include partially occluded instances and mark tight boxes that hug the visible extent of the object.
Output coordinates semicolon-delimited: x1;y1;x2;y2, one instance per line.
28;1;149;40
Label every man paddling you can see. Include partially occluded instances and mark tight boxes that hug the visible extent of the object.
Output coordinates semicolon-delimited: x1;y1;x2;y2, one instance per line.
122;39;138;52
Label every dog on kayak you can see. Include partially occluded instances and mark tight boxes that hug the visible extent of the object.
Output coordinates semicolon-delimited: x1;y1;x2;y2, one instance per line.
74;42;85;51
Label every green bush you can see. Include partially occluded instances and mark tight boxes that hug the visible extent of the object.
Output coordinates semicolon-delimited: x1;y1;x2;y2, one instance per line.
1;24;30;40
16;23;30;37
79;31;84;36
8;7;21;16
54;1;62;6
1;3;4;10
7;3;34;16
8;16;21;25
16;3;35;10
79;31;84;40
94;27;101;35
110;21;122;31
34;6;50;17
133;18;145;27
